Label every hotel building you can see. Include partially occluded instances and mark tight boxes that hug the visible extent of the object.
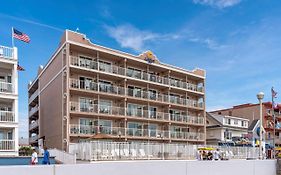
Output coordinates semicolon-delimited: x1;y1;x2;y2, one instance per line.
211;103;281;146
28;30;206;151
0;45;19;156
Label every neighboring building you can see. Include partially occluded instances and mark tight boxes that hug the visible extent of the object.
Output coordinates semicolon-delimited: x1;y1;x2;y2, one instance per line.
0;45;19;156
28;30;206;151
211;102;281;146
206;112;249;145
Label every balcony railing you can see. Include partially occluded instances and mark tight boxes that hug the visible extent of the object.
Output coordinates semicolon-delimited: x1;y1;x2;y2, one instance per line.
0;82;13;93
0;140;15;151
29;105;39;117
70;102;204;125
0;111;15;122
0;46;14;60
29;120;39;130
70;56;204;93
69;124;204;141
29;89;39;104
29;135;38;143
70;78;204;109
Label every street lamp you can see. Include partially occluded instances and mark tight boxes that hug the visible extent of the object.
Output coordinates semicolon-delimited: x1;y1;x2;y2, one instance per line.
257;92;264;160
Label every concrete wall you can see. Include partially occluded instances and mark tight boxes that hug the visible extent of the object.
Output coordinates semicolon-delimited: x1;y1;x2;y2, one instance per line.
0;160;276;175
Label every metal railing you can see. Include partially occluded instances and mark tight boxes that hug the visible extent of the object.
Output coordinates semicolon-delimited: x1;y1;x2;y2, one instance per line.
29;120;39;130
29;89;39;104
49;148;76;164
29;105;39;117
69;78;204;109
0;82;13;93
70;56;204;93
0;140;15;151
69;102;204;125
69;124;204;141
69;141;259;161
0;111;15;122
0;45;14;59
29;135;38;143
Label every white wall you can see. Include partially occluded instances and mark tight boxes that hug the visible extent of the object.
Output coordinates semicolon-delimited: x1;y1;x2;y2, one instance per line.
0;160;276;175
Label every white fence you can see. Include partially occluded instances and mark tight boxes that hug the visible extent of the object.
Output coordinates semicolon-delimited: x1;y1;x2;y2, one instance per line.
69;141;259;161
0;160;276;175
49;148;76;164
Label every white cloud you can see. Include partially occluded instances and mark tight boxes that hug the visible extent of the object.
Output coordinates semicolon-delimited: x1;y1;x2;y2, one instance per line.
105;24;226;52
193;0;241;8
105;24;158;51
105;24;182;52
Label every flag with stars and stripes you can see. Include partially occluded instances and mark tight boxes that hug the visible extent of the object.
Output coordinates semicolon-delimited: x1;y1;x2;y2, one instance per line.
13;28;30;43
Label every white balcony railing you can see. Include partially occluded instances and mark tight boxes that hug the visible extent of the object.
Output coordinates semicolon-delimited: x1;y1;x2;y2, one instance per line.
70;56;204;93
70;78;204;109
69;124;204;141
0;45;14;60
29;89;39;104
69;102;204;125
0;82;13;93
29;120;39;130
0;111;15;122
0;140;15;151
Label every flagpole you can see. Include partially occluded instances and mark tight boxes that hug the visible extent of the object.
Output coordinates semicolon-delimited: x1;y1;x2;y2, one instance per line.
11;27;14;47
272;91;276;159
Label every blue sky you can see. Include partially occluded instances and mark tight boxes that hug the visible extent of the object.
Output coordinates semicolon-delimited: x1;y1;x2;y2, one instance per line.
1;0;281;138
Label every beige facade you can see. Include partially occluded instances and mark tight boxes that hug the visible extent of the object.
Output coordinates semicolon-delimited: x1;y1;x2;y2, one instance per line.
28;30;206;151
211;102;281;146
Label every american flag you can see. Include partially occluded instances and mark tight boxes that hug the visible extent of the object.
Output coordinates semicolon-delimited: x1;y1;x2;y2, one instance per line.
13;28;30;43
272;87;277;98
17;64;25;71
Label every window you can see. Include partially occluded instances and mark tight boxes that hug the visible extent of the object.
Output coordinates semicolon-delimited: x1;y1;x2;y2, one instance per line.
149;90;157;100
149;107;157;119
79;97;93;112
224;130;232;140
127;103;143;117
79;56;92;69
169;109;181;121
99;100;112;114
234;119;238;125
148;124;157;137
127;67;141;79
79;77;93;90
226;118;231;125
99;80;112;93
99;60;111;72
128;122;143;136
127;86;142;97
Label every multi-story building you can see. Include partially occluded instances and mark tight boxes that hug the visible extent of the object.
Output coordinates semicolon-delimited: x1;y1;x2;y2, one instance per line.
206;112;249;145
0;45;19;156
28;30;206;151
211;102;281;146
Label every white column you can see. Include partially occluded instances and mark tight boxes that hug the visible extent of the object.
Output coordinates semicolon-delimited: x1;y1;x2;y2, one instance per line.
14;127;19;156
13;47;19;156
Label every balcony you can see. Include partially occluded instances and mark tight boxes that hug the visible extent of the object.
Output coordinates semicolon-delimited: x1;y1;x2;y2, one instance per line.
29;105;39;117
0;140;15;151
28;89;39;104
69;124;204;141
29;120;39;130
0;46;14;60
70;102;204;125
0;111;15;122
70;78;204;109
29;135;38;143
70;56;204;93
0;82;13;93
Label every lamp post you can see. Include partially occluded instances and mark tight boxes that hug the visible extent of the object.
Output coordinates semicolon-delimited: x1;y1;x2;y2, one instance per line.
257;92;264;160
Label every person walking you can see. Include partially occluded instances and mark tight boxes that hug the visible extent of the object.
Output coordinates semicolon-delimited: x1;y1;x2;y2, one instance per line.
31;148;38;165
42;146;50;165
213;148;220;161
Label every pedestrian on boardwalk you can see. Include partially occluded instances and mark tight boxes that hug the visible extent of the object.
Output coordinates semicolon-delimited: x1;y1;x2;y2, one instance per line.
42;146;50;165
31;148;38;165
213;148;220;161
